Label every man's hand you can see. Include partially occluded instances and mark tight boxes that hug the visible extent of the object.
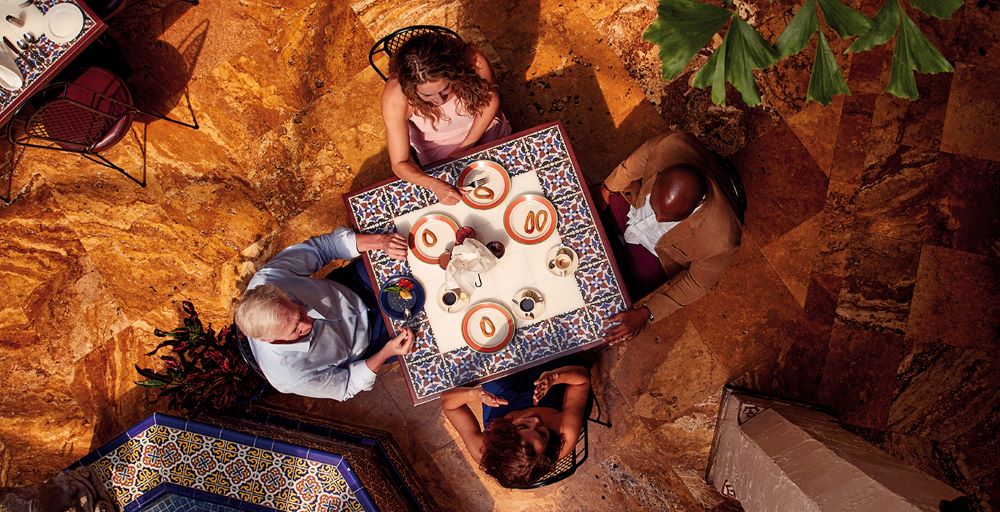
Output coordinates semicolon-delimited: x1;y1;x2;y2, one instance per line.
603;306;652;346
429;179;462;205
473;386;508;407
381;328;416;357
533;370;561;405
356;233;408;260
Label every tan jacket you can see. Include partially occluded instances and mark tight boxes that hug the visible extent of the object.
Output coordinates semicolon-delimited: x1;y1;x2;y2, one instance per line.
603;132;743;321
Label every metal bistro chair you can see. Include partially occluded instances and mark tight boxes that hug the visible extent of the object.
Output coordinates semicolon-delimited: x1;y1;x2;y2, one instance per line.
6;66;198;189
712;153;748;223
233;325;267;382
528;392;612;488
368;25;461;81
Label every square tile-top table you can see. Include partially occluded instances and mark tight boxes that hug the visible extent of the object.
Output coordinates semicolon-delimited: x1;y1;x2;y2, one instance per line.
345;121;630;405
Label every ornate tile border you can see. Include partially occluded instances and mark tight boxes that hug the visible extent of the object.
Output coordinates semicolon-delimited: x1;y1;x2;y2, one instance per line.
344;122;630;405
68;413;374;512
0;0;104;124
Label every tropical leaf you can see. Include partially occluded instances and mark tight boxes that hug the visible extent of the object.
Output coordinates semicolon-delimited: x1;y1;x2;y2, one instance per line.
816;0;873;38
899;10;953;74
135;379;166;388
910;0;963;20
808;31;851;104
725;16;779;106
848;0;901;53
692;32;729;105
886;22;918;98
643;0;732;80
776;0;819;58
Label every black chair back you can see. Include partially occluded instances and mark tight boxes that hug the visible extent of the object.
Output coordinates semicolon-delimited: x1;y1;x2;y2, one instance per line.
368;25;462;81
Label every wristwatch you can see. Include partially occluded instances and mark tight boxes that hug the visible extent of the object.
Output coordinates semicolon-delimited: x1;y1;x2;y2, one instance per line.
641;304;654;325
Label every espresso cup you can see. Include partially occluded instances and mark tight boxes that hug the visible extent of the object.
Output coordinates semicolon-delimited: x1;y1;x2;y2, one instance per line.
442;290;458;306
518;298;535;312
555;253;572;270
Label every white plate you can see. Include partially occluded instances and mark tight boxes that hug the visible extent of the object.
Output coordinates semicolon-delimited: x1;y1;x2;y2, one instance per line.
45;3;84;44
461;301;515;353
458;160;510;210
503;193;557;245
408;212;459;265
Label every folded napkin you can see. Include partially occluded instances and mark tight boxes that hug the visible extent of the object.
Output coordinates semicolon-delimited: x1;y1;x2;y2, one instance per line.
445;238;499;294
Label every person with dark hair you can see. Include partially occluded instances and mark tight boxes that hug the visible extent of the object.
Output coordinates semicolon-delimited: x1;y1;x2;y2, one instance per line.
595;132;744;345
381;31;511;205
441;360;591;488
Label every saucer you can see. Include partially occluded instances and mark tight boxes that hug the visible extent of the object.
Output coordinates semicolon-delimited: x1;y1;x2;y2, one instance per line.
461;301;515;353
436;285;469;314
544;244;579;277
510;287;545;321
45;3;84;44
503;193;557;245
458;160;510;210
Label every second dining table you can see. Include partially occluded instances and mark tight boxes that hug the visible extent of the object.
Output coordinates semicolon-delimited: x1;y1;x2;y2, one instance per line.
345;121;631;405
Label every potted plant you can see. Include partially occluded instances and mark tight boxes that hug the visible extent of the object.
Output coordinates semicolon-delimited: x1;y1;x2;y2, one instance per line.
135;301;265;414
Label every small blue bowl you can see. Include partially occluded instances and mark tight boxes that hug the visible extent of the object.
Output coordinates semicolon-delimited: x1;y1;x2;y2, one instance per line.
377;275;426;321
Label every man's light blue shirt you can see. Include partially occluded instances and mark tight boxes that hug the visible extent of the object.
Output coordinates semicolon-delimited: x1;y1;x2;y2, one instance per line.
246;227;377;401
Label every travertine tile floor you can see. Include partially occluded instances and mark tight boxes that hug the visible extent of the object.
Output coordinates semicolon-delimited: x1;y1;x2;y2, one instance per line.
0;0;997;510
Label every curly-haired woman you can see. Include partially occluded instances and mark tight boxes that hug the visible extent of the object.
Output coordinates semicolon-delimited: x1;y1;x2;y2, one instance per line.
381;32;511;205
441;360;591;488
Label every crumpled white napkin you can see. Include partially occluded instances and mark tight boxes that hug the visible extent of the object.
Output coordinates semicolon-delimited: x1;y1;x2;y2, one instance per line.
445;238;499;294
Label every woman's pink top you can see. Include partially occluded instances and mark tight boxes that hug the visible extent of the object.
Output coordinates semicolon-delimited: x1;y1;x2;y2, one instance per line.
408;94;511;165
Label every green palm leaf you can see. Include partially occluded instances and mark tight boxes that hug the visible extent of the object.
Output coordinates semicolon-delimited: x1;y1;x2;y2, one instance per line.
643;0;732;80
692;29;730;104
899;10;953;74
725;16;779;106
848;0;901;53
776;0;819;58
808;31;851;104
910;0;963;20
816;0;873;38
886;21;918;99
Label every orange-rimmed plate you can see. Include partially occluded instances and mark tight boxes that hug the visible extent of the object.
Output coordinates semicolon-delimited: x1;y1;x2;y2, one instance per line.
408;213;459;264
461;301;516;353
503;193;557;245
458;160;511;210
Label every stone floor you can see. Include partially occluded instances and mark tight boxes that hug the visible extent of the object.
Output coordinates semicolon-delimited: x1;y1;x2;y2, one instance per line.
0;0;998;510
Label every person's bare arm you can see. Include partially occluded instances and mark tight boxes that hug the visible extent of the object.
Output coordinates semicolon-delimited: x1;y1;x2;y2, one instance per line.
451;50;502;154
442;386;508;463
533;366;590;459
381;80;460;204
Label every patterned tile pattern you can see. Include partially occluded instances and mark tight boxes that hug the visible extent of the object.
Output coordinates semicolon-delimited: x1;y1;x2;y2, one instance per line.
0;0;100;116
81;416;371;512
345;123;629;403
142;493;242;512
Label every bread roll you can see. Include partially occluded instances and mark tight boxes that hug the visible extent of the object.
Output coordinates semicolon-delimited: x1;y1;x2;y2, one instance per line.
473;186;495;200
422;230;437;247
480;317;496;337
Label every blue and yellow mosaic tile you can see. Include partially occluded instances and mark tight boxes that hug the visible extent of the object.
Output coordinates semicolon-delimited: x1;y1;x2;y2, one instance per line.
69;414;375;512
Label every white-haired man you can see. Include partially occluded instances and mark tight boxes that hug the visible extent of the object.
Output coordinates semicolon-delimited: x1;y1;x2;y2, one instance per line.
235;226;414;401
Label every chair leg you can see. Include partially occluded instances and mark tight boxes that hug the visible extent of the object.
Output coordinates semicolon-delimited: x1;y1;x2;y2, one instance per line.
86;152;147;188
588;393;613;428
134;103;199;130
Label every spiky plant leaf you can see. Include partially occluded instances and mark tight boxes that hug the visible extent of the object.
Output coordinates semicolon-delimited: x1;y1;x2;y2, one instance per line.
776;0;819;58
724;16;779;106
808;31;851;104
692;31;729;105
899;10;954;74
643;0;732;80
910;0;963;20
886;22;918;99
816;0;873;38
848;0;901;53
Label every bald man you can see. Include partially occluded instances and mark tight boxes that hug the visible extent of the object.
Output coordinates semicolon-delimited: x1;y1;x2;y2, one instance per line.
595;132;743;345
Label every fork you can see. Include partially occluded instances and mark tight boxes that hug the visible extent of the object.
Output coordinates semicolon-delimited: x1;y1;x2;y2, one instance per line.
461;176;489;191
